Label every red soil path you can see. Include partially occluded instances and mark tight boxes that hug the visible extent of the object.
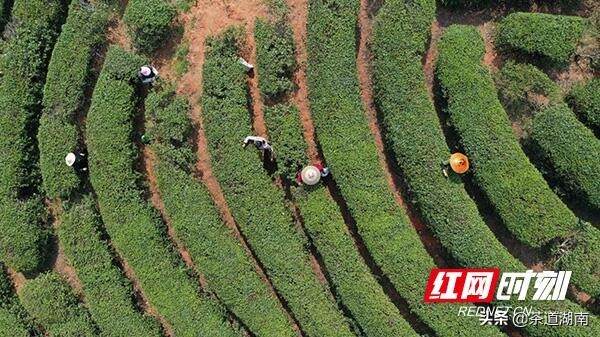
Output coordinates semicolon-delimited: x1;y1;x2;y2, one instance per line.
286;0;319;162
423;20;442;99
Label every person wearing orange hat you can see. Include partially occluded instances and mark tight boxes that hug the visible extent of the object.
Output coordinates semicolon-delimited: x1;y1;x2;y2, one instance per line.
441;153;469;177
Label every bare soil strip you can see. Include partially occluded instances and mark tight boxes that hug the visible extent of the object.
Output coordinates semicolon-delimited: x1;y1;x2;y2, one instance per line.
357;0;449;267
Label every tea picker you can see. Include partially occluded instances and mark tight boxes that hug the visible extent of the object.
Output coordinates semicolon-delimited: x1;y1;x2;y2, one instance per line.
139;65;158;84
441;152;469;177
296;163;330;186
65;151;88;172
243;136;274;161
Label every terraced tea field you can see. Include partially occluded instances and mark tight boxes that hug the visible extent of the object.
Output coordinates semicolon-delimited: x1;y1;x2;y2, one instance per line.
0;0;598;336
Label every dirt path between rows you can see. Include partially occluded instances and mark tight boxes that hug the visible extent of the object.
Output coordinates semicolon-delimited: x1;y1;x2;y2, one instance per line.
357;0;449;267
423;20;442;99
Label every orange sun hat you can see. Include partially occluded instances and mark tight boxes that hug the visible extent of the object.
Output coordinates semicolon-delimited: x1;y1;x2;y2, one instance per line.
449;152;470;174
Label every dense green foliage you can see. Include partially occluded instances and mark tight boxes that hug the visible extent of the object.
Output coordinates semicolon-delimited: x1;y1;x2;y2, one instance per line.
0;266;34;337
496;61;562;118
554;221;600;298
256;16;419;336
59;197;163;337
255;19;296;100
38;1;110;199
437;25;600;297
437;25;577;246
531;103;600;213
19;273;97;337
568;78;600;134
86;46;240;337
202;30;355;337
145;91;297;337
497;12;586;65
306;1;502;336
0;0;65;273
124;0;176;52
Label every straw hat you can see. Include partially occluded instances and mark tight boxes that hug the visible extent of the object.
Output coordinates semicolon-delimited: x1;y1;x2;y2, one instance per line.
301;165;321;185
65;153;76;167
449;152;469;174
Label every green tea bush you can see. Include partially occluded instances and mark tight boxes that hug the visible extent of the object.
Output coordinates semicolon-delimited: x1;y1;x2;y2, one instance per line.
306;1;503;336
255;19;296;100
59;197;163;337
257;16;419;335
145;91;297;337
437;25;600;298
568;78;600;134
0;265;33;337
38;1;110;199
437;25;578;246
531;103;600;213
124;0;176;52
554;221;600;298
497;12;587;65
86;46;240;337
19;272;97;337
0;0;65;273
201;30;355;337
496;61;562;118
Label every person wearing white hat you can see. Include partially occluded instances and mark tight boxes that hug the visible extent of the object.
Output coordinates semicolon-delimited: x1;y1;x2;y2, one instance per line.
299;165;322;185
65;152;88;172
139;65;158;84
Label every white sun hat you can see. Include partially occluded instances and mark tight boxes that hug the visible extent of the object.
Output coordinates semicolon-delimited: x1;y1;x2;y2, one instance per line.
65;152;76;167
301;165;321;185
140;66;152;76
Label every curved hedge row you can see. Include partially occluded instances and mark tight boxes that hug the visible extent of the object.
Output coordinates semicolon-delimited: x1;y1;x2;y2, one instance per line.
201;30;355;337
86;46;240;337
145;91;297;337
59;197;163;337
497;12;586;65
531;103;600;213
568;78;600;135
436;25;600;297
256;15;419;336
0;265;33;337
19;272;97;337
38;0;110;199
255;19;296;100
305;1;502;336
496;61;562;118
371;3;599;336
0;0;65;273
437;25;577;246
123;0;176;52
